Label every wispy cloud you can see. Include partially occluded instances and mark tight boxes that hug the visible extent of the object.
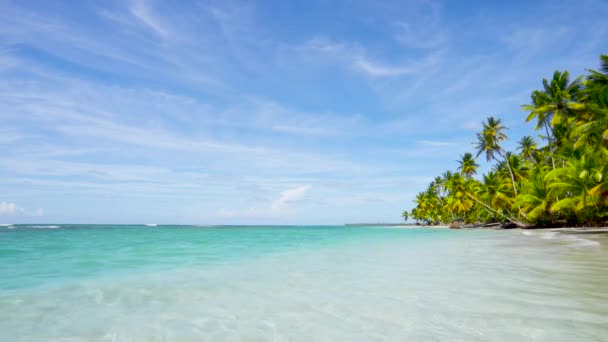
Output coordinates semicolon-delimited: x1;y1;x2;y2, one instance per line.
500;26;571;55
354;53;441;77
0;48;19;71
299;36;442;78
1;159;173;181
130;0;171;38
417;140;459;147
393;0;446;49
394;22;446;49
1;0;606;223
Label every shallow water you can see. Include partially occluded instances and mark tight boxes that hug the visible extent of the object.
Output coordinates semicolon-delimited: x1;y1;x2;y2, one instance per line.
1;225;607;341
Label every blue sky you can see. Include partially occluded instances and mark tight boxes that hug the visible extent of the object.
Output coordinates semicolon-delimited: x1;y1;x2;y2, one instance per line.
1;0;607;224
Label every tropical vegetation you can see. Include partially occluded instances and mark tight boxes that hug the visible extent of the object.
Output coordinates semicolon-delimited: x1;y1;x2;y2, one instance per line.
405;54;608;228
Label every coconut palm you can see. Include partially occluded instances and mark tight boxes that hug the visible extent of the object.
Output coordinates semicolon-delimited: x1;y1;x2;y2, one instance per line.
576;55;608;149
517;136;538;162
443;173;475;215
589;163;608;208
546;155;602;217
475;116;518;194
523;71;584;167
586;54;608;87
430;176;443;195
541;70;584;127
477;171;513;211
505;152;529;182
441;171;453;184
406;54;608;227
522;90;557;169
514;168;554;224
457;153;479;178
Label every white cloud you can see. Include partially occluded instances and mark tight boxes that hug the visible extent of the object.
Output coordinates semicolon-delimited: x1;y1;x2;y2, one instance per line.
216;185;311;219
0;201;43;216
271;185;311;210
0;202;23;215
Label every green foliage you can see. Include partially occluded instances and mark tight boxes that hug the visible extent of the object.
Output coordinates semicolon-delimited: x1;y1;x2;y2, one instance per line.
406;54;608;227
457;153;479;178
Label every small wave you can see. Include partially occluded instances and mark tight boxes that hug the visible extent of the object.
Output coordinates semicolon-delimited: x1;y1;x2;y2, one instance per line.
561;235;600;248
524;230;600;248
0;223;12;226
30;225;61;229
538;231;558;239
144;224;158;227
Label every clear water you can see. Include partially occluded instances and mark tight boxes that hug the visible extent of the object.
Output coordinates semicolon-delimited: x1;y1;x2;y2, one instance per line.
1;225;607;341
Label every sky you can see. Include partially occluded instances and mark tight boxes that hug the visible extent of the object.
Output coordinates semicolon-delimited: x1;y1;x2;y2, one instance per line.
1;0;607;224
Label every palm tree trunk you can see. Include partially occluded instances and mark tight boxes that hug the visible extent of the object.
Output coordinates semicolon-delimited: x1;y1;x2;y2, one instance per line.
466;193;530;228
544;123;556;170
495;151;517;195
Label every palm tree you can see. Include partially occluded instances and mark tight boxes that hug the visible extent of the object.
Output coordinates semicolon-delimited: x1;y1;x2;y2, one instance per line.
589;163;608;208
457;153;479;178
443;173;474;215
523;71;584;168
522;90;556;156
514;168;554;224
546;155;602;219
475;116;518;194
465;174;528;227
517;136;537;162
406;54;608;227
477;171;513;211
441;171;453;184
430;176;443;195
577;55;608;150
586;54;608;88
505;152;529;183
541;70;584;127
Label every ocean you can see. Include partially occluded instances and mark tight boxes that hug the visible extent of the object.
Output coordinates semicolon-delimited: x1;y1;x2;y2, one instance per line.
1;225;607;341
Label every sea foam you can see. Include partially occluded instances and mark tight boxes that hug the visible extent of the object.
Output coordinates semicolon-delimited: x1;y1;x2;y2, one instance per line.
523;229;600;248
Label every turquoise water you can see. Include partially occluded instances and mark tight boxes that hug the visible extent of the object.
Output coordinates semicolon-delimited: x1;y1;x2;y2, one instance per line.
1;225;607;341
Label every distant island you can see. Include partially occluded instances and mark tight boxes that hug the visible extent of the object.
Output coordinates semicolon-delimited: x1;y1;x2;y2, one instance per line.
404;54;608;229
344;223;412;226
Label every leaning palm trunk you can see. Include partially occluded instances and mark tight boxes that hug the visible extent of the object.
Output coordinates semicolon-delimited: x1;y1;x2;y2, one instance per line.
465;193;530;228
